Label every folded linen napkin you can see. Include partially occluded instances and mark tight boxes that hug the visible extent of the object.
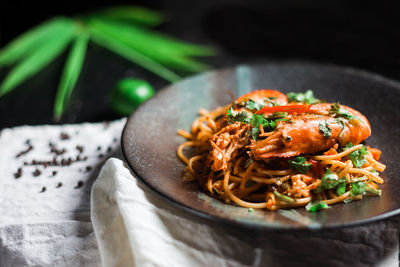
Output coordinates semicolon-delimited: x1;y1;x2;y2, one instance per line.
91;158;400;267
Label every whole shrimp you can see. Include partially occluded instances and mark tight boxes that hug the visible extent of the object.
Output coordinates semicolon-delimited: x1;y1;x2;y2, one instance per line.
251;103;371;159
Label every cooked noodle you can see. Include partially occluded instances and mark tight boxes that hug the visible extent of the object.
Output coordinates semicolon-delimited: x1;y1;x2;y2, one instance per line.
177;90;385;211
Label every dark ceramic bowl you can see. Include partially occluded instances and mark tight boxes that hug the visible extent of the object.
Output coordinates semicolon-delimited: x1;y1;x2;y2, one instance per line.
122;62;400;230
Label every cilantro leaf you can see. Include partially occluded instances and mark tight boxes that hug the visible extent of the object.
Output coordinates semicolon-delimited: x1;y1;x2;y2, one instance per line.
227;107;251;124
350;181;381;196
288;156;312;173
336;182;347;196
343;143;368;168
287;90;320;104
329;103;354;120
350;181;366;196
250;113;265;127
249;114;277;140
318;168;347;194
305;200;330;212
319;120;332;138
320;168;339;189
245;99;265;111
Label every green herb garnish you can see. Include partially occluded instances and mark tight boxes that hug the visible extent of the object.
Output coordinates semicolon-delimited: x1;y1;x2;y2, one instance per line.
249;114;276;140
288;156;312;173
305;200;330;212
318;168;347;195
336;182;347;196
244;99;265;111
248;208;255;214
350;181;381;196
350;181;366;196
343;143;368;168
329;103;354;120
227;107;252;124
287;90;320;104
319;120;332;138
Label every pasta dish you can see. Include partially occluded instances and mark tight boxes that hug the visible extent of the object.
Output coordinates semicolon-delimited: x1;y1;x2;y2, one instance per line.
177;89;385;212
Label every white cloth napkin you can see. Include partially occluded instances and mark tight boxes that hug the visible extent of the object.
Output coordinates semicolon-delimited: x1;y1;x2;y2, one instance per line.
0;119;126;267
91;158;400;267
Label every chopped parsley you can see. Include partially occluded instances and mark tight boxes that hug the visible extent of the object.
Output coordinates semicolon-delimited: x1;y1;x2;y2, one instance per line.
329;103;354;120
288;156;312;173
227;107;251;124
287;90;320;104
343;143;368;168
350;181;366;196
248;208;255;213
319;120;332;138
319;168;347;195
244;99;265;111
306;200;330;212
350;181;381;196
336;182;347;196
249;114;277;140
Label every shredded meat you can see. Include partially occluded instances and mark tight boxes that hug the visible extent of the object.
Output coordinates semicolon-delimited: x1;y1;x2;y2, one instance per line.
208;122;250;171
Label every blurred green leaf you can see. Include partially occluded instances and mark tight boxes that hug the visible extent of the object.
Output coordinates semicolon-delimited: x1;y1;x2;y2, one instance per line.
88;17;215;56
90;26;181;82
54;30;89;120
0;22;77;96
87;18;212;72
92;6;165;26
0;6;216;119
0;17;74;67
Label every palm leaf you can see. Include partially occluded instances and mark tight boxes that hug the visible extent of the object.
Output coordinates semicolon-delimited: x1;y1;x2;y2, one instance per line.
0;22;77;96
87;18;211;72
91;6;164;26
90;27;181;82
54;31;89;120
0;17;74;67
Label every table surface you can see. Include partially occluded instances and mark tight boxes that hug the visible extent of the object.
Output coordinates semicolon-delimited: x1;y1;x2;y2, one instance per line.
1;0;400;129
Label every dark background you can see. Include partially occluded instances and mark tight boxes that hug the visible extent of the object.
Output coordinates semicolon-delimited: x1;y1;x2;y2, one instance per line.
1;0;400;129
